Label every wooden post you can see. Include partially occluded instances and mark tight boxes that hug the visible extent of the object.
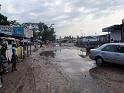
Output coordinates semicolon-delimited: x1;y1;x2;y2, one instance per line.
27;44;29;57
30;43;31;55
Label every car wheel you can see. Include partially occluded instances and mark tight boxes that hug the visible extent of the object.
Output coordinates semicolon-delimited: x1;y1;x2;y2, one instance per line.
96;57;104;66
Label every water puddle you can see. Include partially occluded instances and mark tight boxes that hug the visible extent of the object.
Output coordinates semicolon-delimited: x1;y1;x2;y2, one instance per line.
40;51;55;58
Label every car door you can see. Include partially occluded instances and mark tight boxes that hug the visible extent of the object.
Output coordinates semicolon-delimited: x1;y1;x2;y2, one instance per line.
101;45;118;63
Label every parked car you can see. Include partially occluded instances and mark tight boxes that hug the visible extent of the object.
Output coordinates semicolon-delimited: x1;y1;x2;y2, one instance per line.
89;43;124;66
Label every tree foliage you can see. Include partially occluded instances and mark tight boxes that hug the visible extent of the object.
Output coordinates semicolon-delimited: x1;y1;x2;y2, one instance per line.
0;13;10;25
38;23;56;42
22;22;56;42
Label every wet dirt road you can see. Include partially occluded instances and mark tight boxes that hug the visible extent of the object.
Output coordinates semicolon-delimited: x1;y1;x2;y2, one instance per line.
1;46;124;93
53;47;124;93
54;48;106;93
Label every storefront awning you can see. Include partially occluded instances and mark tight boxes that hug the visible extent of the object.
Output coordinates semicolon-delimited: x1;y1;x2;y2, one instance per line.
102;24;122;32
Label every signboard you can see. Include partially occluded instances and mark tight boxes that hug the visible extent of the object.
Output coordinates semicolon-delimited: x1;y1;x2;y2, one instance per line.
0;26;13;35
24;27;33;38
12;26;24;37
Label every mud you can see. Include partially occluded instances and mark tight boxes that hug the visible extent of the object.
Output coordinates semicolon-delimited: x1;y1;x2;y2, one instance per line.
0;46;124;93
40;51;56;58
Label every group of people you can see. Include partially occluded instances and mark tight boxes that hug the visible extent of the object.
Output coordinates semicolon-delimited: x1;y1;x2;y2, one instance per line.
0;43;18;88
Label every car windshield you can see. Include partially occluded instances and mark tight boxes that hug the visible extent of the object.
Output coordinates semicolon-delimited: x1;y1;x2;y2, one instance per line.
96;44;108;50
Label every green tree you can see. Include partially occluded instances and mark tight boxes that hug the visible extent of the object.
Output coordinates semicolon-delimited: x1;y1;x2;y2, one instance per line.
0;13;10;25
38;23;56;42
22;22;56;42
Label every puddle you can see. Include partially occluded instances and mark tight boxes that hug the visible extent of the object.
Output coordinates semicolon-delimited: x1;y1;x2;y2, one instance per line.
54;48;107;93
40;51;55;58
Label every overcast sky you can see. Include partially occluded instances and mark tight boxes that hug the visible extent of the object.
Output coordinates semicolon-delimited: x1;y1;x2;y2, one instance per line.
0;0;124;37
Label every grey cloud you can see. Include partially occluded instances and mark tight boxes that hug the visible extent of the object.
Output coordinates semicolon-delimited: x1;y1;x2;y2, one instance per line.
1;0;124;32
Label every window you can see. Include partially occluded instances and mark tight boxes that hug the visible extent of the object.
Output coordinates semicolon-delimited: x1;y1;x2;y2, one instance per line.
116;45;124;53
120;47;124;53
102;45;118;52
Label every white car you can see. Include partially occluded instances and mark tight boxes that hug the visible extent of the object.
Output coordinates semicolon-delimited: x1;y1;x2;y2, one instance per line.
89;43;124;66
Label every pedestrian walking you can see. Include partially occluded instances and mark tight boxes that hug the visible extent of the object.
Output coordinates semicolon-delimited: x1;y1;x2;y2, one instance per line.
86;40;90;55
40;42;43;47
59;42;61;47
11;44;17;72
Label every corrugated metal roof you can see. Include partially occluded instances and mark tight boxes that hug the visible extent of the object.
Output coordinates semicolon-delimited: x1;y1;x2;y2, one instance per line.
102;24;122;32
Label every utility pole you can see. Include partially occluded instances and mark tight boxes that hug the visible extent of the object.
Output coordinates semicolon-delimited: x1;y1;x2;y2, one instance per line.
122;19;124;42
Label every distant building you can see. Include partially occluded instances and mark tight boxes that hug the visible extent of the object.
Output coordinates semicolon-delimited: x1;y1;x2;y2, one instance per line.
77;34;109;48
82;36;97;42
62;36;77;43
97;34;109;44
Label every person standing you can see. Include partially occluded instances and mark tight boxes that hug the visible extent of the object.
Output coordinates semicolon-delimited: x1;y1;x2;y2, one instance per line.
111;38;114;43
40;42;43;47
0;43;7;88
1;43;7;58
1;43;8;73
11;44;17;72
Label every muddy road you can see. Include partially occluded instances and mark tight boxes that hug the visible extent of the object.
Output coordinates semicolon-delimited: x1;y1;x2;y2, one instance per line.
39;47;124;93
1;46;124;93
